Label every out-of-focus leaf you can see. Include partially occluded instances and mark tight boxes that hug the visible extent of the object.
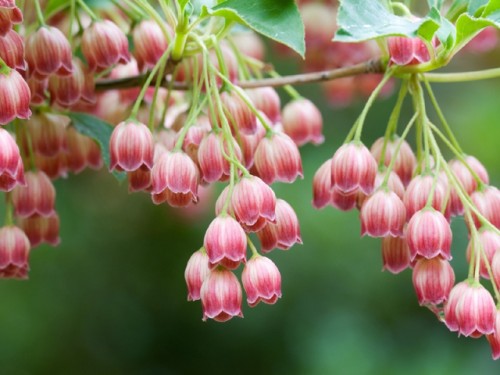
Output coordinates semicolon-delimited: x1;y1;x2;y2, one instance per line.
68;112;125;182
205;0;305;57
334;0;440;43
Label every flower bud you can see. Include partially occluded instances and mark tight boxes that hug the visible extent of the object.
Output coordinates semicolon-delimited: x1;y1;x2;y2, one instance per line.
17;212;60;247
151;151;199;207
237;113;267;168
448;156;489;216
357;170;405;208
203;215;247;270
26;26;72;78
132;20;170;71
0;225;30;279
257;199;302;252
331;141;377;194
198;132;242;183
0;1;22;36
0;128;24;192
455;282;496;337
213;91;257;135
242;255;282;307
471;186;500;229
231;176;276;229
254;132;303;184
403;174;449;220
444;281;470;332
184;248;210;301
34;154;67;180
81;20;131;72
312;159;332;209
370;136;416;187
48;59;86;107
406;209;452;261
361;189;406;237
0;68;31;124
246;87;281;124
412;257;455;305
282;98;324;146
466;228;500;279
26;113;67;157
332;187;358;211
109;120;154;172
381;236;411;274
12;171;55;218
487;310;500;360
388;36;430;66
231;32;265;61
200;268;243;322
0;30;25;71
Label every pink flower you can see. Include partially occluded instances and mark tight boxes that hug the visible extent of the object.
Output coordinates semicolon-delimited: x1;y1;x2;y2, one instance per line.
12;171;56;218
17;213;60;247
412;257;454;305
331;142;377;194
487;310;500;360
381;236;411;274
132;20;170;71
0;68;31;124
388;36;431;66
257;199;302;252
81;20;131;72
0;0;23;36
203;215;247;269
471;186;500;229
26;113;67;157
444;281;470;332
0;30;25;71
403;174;450;220
466;228;500;279
213;90;257;135
370;136;416;187
0;127;24;192
455;282;496;338
198;132;242;183
242;256;282;307
184;249;210;301
246;87;281;124
109;120;154;172
0;225;30;279
312;159;332;209
406;209;452;261
360;189;406;237
200;268;243;322
151;151;199;207
26;26;72;79
282;98;324;146
231;176;276;230
254;132;303;184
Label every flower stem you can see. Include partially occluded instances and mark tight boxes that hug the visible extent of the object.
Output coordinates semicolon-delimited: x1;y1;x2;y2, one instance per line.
77;0;98;21
34;0;46;26
424;67;500;83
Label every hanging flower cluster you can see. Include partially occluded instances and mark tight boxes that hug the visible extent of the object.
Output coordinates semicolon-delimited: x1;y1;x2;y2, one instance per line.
0;0;499;361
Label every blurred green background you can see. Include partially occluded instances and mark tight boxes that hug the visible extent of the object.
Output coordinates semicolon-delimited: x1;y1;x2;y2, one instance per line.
2;37;500;375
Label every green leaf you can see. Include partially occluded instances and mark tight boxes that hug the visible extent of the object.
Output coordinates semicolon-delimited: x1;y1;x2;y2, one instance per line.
428;7;456;51
454;12;496;49
207;0;305;57
483;0;500;25
334;0;440;43
427;0;444;10
468;0;489;15
67;112;126;182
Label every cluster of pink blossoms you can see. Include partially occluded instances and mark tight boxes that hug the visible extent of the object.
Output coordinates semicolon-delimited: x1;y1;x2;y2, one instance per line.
313;34;500;358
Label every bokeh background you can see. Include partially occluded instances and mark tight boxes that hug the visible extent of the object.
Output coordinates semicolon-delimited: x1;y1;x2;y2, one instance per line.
2;16;500;375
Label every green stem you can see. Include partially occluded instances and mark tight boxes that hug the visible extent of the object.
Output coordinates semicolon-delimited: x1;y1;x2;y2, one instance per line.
353;72;393;141
147;55;169;131
130;47;171;118
4;192;13;226
247;237;260;257
423;122;441;209
77;0;98;21
421;76;462;153
381;112;418;187
378;81;408;170
427;121;484;188
34;0;46;26
424;67;500;83
68;0;76;46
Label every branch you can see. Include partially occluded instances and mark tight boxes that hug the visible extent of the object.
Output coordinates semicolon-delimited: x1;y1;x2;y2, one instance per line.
95;59;386;91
